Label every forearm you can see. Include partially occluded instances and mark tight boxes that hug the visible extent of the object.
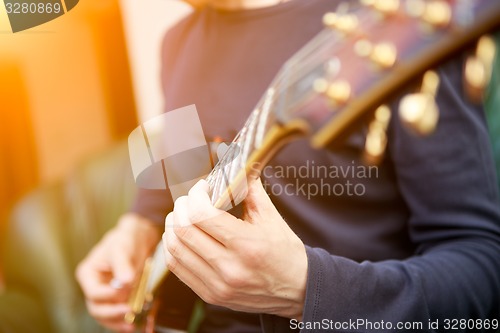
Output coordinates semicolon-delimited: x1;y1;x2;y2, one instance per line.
297;238;500;332
130;188;173;226
117;212;164;238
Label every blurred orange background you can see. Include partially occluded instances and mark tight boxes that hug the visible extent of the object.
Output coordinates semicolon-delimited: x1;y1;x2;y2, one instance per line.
0;0;189;287
0;0;136;213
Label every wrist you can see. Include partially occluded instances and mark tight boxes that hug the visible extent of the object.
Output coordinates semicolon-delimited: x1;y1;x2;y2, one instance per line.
118;213;162;241
272;239;307;320
288;242;308;320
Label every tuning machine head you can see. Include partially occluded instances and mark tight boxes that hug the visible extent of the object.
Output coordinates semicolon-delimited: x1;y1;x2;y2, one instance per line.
362;0;400;16
422;0;452;28
364;105;392;165
323;12;359;34
405;0;451;29
399;70;440;136
464;35;497;103
314;78;352;106
354;39;398;70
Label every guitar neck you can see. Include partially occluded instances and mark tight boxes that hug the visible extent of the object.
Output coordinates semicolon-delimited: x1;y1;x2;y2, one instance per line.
206;90;276;210
205;25;347;209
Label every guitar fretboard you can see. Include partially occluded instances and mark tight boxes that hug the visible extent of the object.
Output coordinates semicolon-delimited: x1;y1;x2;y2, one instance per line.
204;17;348;209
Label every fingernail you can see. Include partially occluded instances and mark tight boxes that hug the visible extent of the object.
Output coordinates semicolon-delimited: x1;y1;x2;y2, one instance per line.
165;213;175;229
110;278;124;289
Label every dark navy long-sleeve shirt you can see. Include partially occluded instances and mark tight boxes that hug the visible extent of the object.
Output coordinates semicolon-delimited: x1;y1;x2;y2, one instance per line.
132;1;500;331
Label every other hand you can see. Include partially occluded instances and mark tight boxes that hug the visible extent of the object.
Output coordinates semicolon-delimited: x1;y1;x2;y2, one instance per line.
76;213;161;332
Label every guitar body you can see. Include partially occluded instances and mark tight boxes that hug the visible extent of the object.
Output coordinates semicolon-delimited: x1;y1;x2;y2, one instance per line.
151;277;198;332
134;276;197;333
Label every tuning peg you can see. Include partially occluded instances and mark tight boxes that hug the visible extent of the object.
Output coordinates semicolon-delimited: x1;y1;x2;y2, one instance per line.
422;1;451;28
464;35;497;103
370;42;398;69
314;78;352;106
362;0;400;14
405;0;451;29
353;39;398;69
323;12;359;34
360;0;375;5
354;39;373;58
374;0;400;15
364;105;392;165
399;70;440;136
405;0;426;17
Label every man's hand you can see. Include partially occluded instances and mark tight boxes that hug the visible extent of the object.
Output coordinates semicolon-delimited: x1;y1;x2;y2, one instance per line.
163;179;308;320
76;213;161;332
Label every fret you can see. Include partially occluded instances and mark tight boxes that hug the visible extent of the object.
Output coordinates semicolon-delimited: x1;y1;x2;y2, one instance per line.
210;164;223;205
206;25;347;208
209;128;238;202
241;108;260;163
212;140;239;207
211;139;234;204
222;145;247;207
206;169;216;192
205;105;260;209
218;156;232;204
221;148;236;203
207;28;342;208
228;143;244;185
255;88;275;148
207;5;370;203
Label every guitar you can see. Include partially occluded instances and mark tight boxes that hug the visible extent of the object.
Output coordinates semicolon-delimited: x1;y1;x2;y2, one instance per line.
126;0;500;331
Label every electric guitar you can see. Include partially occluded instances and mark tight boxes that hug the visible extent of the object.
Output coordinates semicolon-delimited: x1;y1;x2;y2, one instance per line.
126;0;500;331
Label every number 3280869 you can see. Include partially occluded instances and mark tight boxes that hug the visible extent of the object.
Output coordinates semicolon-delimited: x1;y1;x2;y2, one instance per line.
5;2;61;14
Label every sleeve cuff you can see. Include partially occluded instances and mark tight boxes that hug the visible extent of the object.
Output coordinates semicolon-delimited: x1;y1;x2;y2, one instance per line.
260;246;330;333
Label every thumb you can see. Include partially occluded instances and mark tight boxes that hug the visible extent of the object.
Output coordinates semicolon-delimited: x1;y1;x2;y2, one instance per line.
242;177;274;218
109;249;137;287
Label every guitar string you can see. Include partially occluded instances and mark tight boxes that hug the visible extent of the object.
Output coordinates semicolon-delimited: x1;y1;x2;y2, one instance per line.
208;28;345;205
208;6;371;206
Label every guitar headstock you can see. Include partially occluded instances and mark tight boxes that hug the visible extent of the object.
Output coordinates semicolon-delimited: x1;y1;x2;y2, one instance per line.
268;0;499;163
